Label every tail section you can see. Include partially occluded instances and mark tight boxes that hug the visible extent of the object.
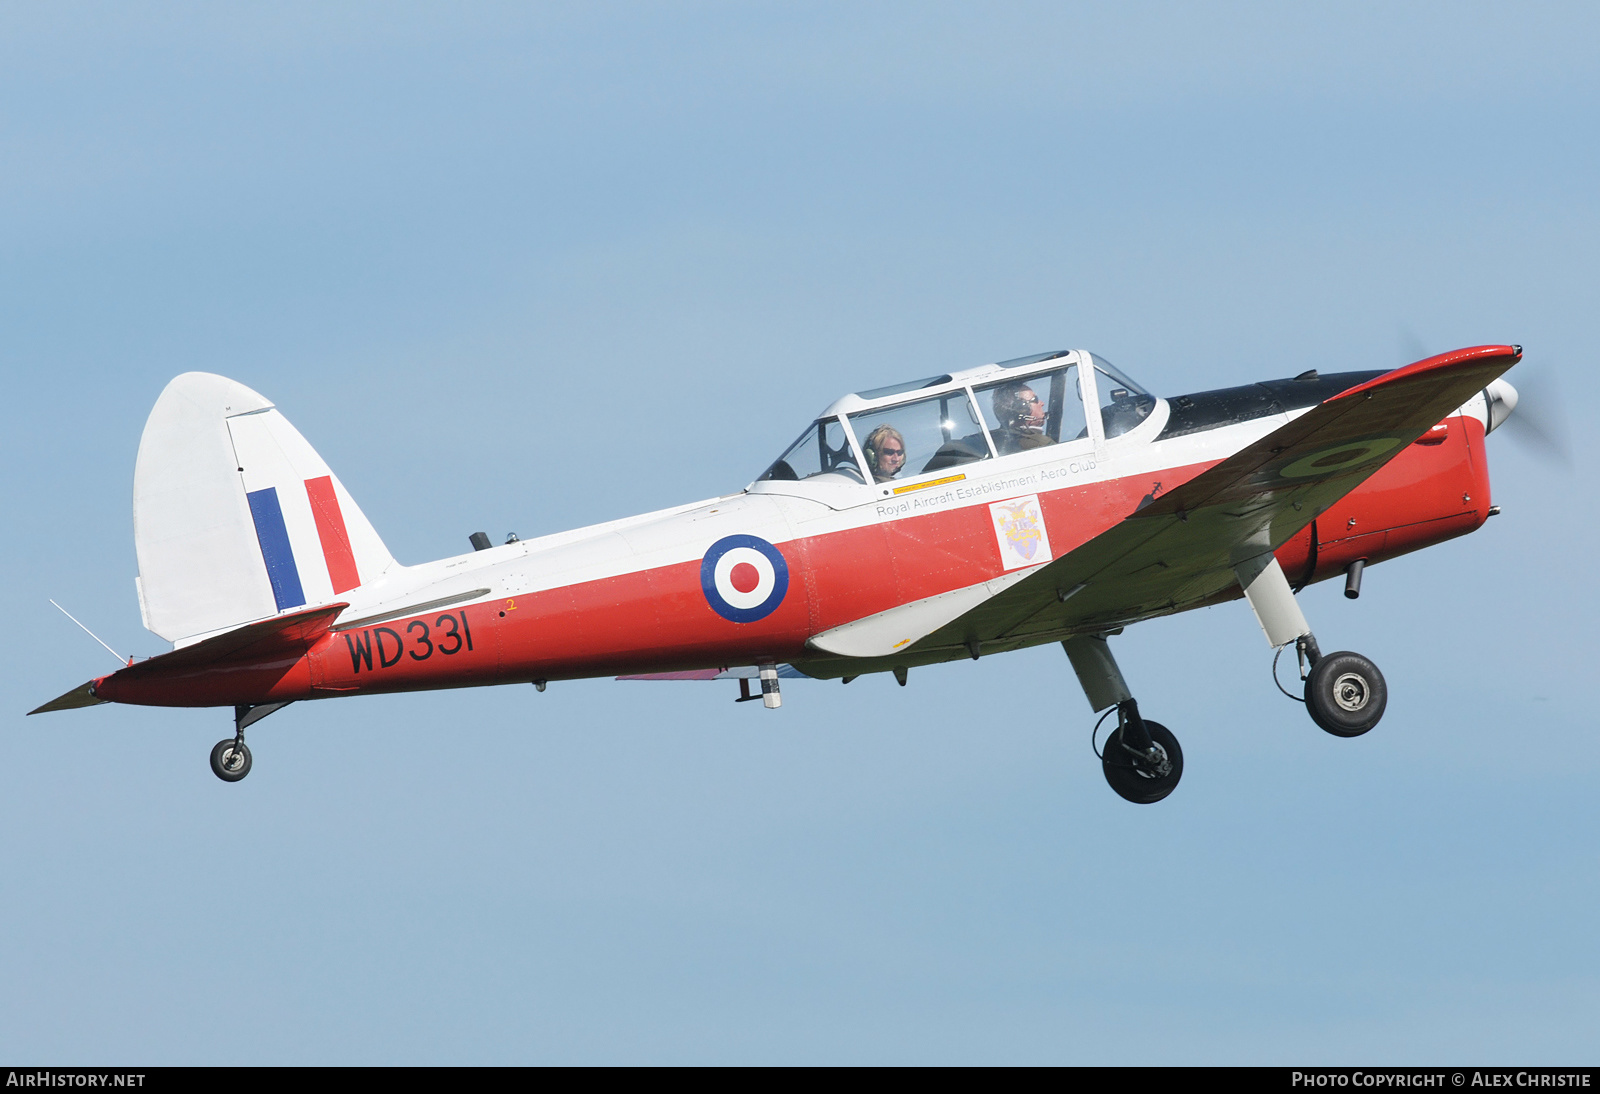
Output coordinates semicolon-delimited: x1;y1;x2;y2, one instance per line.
134;373;395;645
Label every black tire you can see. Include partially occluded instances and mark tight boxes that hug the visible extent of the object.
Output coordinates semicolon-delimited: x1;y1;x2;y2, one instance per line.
210;739;252;782
1101;720;1183;804
1304;651;1387;737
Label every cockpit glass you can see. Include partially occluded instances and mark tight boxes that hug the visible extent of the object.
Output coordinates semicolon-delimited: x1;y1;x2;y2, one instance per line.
759;417;865;484
994;349;1071;369
855;374;953;400
847;391;991;485
1089;354;1157;438
973;365;1088;454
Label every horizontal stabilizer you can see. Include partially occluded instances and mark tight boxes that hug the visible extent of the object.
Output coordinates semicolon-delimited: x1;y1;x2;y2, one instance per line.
31;602;349;714
116;602;348;679
28;680;109;715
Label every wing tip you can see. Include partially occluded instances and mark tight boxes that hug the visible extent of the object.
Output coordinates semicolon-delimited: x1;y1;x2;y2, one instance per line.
1335;344;1522;402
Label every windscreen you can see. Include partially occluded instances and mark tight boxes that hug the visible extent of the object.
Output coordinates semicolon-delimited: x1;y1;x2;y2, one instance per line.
1090;354;1157;438
759;418;864;483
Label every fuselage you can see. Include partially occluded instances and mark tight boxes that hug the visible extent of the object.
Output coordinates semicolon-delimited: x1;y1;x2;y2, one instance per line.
92;353;1504;709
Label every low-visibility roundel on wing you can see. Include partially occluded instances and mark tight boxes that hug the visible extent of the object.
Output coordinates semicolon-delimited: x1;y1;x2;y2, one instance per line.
700;535;789;623
1274;436;1405;480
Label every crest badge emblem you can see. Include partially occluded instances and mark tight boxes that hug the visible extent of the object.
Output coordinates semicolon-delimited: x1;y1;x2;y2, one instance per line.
990;494;1052;570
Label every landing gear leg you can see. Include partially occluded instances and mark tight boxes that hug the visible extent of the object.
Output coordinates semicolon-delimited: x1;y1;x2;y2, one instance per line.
1237;554;1387;737
1063;635;1184;804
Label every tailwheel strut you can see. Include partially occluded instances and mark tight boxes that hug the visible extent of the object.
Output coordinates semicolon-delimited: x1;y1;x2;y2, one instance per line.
210;731;252;782
208;702;289;782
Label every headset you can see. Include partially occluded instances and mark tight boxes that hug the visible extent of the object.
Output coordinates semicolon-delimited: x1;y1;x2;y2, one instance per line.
992;382;1038;428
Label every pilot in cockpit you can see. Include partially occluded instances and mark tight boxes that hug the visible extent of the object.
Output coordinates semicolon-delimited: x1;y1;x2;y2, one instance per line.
862;424;907;483
990;382;1055;455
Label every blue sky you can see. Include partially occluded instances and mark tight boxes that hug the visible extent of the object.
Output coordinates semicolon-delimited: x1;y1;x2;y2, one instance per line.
2;2;1596;1063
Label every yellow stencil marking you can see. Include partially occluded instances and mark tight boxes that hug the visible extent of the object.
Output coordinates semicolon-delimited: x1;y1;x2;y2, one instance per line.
892;473;966;495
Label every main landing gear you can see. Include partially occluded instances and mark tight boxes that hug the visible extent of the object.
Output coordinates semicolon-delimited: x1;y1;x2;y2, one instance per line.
1064;635;1184;804
1242;555;1387;738
1063;555;1388;805
1099;699;1183;805
1297;640;1387;737
208;702;291;783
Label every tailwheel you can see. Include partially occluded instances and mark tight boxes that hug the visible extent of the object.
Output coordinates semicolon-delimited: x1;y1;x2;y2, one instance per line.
1100;709;1183;805
1304;651;1387;738
210;738;252;782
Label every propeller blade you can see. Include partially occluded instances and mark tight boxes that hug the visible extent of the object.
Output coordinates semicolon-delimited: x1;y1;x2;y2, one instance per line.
1501;364;1571;467
1398;327;1433;366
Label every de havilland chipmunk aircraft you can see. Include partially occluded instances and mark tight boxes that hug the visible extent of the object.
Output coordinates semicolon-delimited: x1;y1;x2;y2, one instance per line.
31;344;1523;803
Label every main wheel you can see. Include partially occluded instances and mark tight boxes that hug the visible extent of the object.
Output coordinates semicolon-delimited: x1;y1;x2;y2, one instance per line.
1101;720;1183;804
1304;651;1387;737
210;739;252;782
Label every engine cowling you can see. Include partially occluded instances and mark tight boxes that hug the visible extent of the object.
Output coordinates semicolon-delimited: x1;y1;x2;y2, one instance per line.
1275;410;1493;588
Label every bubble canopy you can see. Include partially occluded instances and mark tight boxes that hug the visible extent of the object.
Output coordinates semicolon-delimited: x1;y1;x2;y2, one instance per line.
755;350;1158;491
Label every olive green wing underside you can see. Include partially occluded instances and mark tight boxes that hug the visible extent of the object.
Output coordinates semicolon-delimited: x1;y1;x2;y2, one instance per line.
798;347;1518;679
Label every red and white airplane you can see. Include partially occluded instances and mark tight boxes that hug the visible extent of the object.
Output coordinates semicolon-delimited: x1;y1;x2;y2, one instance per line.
32;344;1522;802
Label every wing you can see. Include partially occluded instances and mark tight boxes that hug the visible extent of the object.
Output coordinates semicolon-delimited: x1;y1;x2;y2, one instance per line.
798;344;1520;678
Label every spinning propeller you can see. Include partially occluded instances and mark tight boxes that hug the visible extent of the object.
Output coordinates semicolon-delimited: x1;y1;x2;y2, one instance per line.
1492;364;1571;467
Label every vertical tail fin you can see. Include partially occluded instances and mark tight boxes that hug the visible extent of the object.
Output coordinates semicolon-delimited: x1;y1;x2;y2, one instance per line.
134;373;395;645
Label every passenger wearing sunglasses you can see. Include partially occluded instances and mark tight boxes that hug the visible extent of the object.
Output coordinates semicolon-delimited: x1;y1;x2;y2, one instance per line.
862;424;908;483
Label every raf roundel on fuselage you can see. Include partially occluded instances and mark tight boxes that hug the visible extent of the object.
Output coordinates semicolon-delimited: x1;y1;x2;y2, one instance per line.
700;535;790;623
